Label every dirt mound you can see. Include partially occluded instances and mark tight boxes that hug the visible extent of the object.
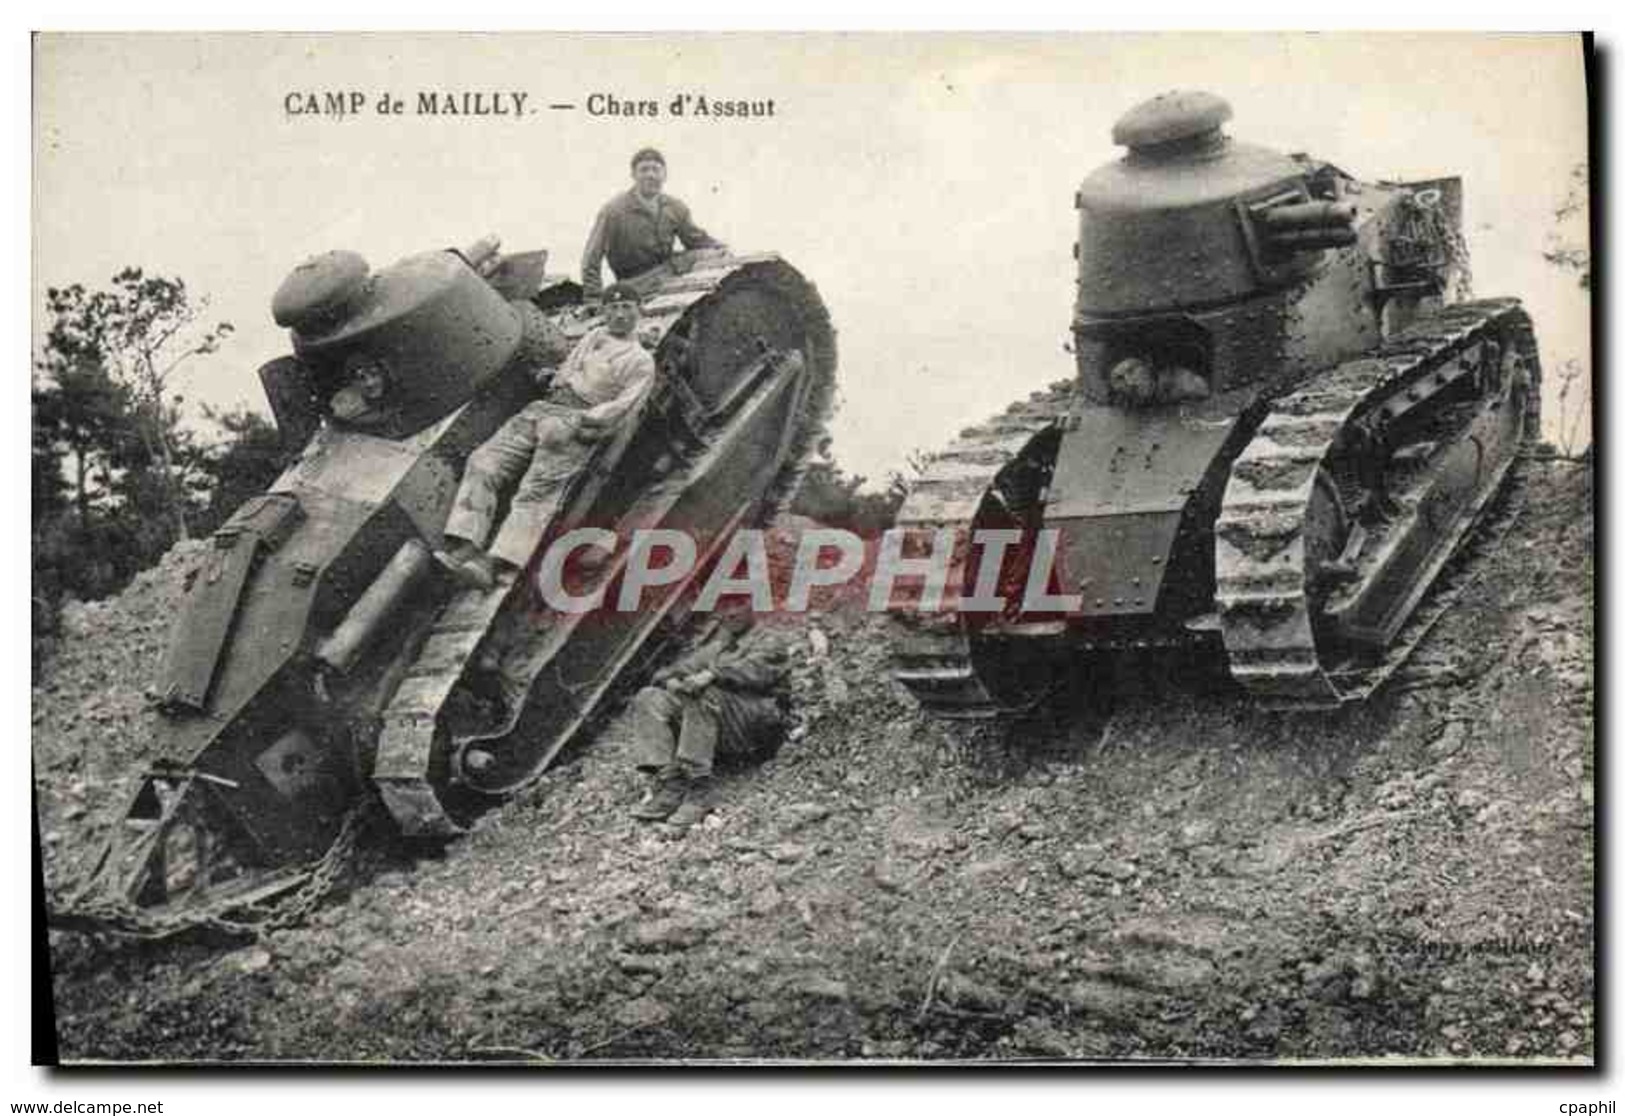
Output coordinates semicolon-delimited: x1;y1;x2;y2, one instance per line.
38;462;1593;1062
35;541;210;891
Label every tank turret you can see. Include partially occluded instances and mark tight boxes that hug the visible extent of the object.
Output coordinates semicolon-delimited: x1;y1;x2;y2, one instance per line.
1072;92;1379;408
262;248;535;441
1077;90;1323;314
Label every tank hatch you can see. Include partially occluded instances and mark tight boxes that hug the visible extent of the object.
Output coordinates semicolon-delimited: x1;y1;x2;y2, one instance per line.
1111;89;1232;153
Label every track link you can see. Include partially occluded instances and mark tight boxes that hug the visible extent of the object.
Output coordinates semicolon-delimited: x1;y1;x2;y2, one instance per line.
887;383;1075;717
1215;299;1540;709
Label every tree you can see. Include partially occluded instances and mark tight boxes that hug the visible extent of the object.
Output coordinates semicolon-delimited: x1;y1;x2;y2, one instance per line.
41;269;234;541
31;357;148;622
194;406;295;536
31;359;133;526
33;270;250;651
1543;163;1589;290
1542;162;1592;457
31;388;68;525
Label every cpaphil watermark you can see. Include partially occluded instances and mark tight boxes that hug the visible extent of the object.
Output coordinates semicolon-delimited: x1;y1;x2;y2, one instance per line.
525;525;1079;617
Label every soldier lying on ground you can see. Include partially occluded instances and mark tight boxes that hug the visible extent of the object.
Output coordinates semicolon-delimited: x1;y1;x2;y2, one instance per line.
629;610;804;831
435;282;656;590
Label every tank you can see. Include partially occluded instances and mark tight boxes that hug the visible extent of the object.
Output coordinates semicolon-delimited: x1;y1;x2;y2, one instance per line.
55;238;834;935
888;90;1539;716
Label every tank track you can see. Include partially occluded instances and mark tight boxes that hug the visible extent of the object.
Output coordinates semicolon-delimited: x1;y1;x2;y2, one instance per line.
886;383;1076;718
374;253;836;834
633;251;838;521
1214;299;1539;709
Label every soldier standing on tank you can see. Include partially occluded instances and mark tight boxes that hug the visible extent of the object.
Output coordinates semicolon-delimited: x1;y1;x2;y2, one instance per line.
580;147;723;304
628;611;804;830
435;282;655;589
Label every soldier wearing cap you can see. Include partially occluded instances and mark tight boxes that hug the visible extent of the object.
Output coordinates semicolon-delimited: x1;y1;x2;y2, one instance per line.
580;147;722;303
436;282;655;589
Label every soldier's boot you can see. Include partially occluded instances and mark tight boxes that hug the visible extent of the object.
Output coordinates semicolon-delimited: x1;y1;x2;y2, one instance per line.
632;766;688;821
433;538;479;569
456;552;499;592
665;775;718;832
434;540;497;591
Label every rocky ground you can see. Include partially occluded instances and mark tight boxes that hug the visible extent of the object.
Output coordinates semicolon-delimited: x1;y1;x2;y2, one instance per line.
36;459;1593;1063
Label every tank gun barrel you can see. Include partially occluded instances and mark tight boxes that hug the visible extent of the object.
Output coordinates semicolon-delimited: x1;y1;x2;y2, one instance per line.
1257;200;1357;231
1265;226;1359;251
1257;200;1358;255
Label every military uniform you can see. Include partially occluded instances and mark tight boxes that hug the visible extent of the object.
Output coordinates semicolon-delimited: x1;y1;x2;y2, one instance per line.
631;623;795;780
581;189;719;301
443;323;654;566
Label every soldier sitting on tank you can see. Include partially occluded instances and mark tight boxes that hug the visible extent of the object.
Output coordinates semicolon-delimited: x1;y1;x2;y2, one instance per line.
629;608;803;830
435;283;656;590
580;147;723;304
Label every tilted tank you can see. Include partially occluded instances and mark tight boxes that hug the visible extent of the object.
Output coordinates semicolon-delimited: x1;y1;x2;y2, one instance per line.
57;238;834;934
888;91;1539;716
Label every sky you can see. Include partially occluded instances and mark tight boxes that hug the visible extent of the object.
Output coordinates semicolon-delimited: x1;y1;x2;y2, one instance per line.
32;32;1591;483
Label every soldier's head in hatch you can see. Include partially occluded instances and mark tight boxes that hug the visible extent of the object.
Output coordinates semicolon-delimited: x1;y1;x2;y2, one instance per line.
329;352;392;423
630;147;666;199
